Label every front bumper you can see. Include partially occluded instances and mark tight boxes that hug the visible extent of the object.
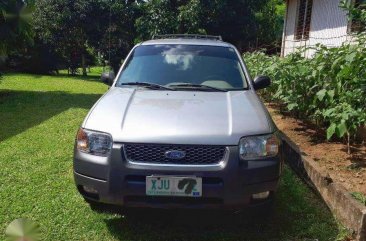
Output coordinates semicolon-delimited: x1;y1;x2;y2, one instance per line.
73;144;283;209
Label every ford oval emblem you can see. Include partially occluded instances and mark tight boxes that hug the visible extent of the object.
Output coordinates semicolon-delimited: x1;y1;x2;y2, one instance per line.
165;150;186;160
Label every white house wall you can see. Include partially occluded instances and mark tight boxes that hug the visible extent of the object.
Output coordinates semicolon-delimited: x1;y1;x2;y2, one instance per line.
282;0;350;57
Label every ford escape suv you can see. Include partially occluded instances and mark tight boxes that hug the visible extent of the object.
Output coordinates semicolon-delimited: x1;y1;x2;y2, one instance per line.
74;34;283;210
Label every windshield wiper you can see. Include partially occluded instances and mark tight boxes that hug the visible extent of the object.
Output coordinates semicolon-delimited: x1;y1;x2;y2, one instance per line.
168;83;228;92
120;82;175;90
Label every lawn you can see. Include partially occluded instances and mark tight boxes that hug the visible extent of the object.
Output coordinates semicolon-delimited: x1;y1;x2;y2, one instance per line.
0;69;348;241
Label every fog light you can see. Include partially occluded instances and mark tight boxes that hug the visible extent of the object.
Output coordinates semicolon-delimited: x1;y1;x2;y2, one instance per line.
83;186;98;194
252;191;270;200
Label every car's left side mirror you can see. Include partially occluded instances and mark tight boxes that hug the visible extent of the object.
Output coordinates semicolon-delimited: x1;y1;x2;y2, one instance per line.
253;75;271;90
101;71;115;86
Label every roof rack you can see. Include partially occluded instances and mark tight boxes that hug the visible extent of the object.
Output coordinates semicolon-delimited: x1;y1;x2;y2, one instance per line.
152;34;223;41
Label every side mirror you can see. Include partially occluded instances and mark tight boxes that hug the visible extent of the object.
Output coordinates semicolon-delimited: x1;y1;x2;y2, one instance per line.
101;71;115;86
253;75;271;90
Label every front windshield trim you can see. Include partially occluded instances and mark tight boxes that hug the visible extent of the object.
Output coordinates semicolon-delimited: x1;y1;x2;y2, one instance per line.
115;44;250;91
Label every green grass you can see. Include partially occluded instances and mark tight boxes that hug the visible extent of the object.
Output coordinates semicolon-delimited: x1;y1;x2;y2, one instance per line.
351;192;366;206
0;70;348;241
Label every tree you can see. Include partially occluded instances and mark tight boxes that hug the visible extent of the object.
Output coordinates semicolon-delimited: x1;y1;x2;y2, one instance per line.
97;0;141;73
254;0;285;53
29;0;287;75
135;0;281;53
341;0;366;33
135;0;183;41
0;0;34;56
33;0;141;75
34;0;96;75
194;0;270;52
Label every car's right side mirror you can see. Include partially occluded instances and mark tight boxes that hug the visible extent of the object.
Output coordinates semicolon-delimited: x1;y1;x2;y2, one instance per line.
253;75;271;90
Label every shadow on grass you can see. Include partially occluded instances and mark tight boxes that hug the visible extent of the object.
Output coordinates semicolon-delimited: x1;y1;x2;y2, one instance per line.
0;90;102;141
99;168;342;241
53;73;102;82
3;72;104;83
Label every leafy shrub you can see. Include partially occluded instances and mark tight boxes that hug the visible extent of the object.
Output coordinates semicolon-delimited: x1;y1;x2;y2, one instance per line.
243;36;366;153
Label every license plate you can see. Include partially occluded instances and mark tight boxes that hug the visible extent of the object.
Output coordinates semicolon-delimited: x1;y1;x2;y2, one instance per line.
146;176;202;197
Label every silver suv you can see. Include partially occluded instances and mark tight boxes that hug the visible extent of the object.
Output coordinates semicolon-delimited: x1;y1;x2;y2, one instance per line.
74;35;283;210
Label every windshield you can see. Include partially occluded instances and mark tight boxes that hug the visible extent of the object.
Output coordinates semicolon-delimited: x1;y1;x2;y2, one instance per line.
116;44;248;90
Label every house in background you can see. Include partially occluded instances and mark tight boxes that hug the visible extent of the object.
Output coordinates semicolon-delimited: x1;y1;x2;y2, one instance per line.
281;0;365;57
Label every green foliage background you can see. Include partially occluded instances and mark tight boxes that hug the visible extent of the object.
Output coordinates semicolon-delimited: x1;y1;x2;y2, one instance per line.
243;37;366;151
0;0;34;56
1;0;285;74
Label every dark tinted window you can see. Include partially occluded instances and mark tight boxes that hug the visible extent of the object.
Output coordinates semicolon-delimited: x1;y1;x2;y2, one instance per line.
295;0;313;40
116;45;248;90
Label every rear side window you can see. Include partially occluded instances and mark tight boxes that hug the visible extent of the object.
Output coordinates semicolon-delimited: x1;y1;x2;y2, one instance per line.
116;44;248;90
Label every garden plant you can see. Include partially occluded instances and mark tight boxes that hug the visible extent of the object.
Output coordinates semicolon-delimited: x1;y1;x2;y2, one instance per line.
244;36;366;154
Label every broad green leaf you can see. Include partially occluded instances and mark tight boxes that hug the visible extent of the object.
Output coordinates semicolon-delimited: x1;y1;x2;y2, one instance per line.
345;52;356;62
311;70;318;78
327;90;335;100
287;103;298;111
338;66;352;78
342;112;350;120
323;108;333;117
331;57;342;70
326;123;337;140
336;122;347;138
316;89;327;101
317;65;324;71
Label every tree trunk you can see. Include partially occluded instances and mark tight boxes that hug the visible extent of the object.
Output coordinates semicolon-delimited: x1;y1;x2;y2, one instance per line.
81;53;87;76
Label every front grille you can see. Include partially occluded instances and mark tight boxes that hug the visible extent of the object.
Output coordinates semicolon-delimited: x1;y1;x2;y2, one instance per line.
123;144;227;165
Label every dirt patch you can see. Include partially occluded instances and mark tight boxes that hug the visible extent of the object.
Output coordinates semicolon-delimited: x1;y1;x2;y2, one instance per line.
267;103;366;196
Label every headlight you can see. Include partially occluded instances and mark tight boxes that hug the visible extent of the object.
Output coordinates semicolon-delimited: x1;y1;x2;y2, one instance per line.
239;134;279;160
76;128;112;156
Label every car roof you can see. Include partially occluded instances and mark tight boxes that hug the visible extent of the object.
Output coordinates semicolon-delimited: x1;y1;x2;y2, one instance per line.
140;38;234;48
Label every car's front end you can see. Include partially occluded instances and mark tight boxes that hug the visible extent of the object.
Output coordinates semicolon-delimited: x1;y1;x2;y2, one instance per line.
74;130;282;209
73;36;283;210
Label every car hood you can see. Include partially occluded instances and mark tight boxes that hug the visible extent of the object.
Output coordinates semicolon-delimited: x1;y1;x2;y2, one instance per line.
83;87;274;145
